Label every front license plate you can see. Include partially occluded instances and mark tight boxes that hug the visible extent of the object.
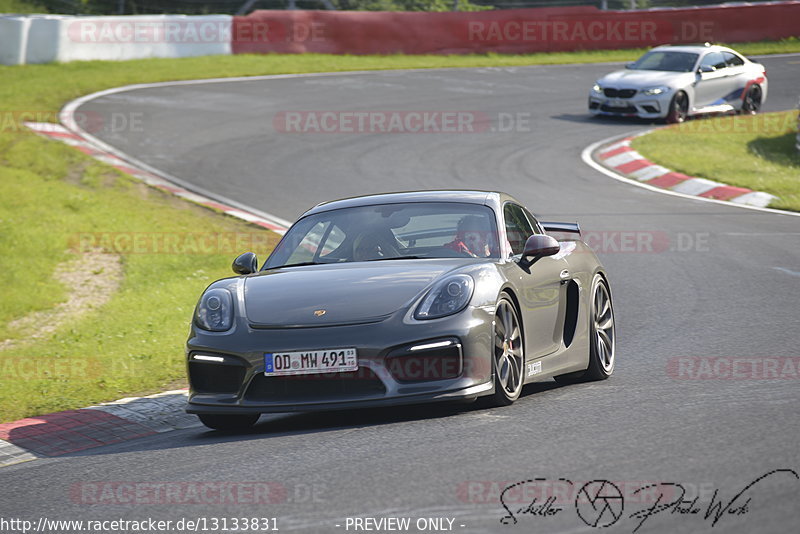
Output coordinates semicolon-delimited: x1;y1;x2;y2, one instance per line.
264;348;357;376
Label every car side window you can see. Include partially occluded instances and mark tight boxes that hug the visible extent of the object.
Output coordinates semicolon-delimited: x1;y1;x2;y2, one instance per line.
503;204;535;256
285;220;329;264
700;52;726;71
521;207;543;235
723;52;744;67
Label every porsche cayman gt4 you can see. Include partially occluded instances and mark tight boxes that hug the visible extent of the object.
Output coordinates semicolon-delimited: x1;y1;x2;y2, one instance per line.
186;191;615;430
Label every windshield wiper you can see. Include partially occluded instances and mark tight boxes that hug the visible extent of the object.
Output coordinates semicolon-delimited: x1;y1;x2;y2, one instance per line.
274;261;327;269
364;255;425;262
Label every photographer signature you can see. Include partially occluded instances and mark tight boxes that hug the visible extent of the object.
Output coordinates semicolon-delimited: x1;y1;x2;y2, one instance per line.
498;468;798;531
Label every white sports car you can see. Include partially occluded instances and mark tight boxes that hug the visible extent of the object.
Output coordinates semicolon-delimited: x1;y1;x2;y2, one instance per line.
588;44;768;123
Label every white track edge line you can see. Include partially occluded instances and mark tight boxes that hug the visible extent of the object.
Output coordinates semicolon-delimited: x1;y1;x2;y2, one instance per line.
61;67;800;226
581;130;800;218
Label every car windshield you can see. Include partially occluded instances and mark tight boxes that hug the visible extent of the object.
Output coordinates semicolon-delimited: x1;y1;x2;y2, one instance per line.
629;51;699;72
264;202;500;268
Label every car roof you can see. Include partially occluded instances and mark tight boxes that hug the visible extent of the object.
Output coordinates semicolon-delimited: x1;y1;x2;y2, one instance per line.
650;44;738;55
302;190;516;217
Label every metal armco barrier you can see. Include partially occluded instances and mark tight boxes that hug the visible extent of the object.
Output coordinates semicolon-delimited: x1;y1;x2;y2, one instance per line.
232;3;800;55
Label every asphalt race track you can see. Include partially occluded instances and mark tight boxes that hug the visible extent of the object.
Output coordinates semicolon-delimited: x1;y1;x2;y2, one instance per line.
2;55;799;533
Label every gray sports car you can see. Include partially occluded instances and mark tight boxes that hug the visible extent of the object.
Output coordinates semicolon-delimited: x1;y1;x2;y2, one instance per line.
186;191;615;430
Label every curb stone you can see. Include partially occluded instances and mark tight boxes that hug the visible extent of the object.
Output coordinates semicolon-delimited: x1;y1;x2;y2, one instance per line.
594;134;778;208
3;121;293;469
0;390;196;467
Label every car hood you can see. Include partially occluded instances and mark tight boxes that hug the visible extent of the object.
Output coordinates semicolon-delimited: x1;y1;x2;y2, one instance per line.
243;260;472;327
598;69;691;87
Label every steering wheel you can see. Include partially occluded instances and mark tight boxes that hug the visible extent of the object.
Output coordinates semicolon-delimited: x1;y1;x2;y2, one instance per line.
352;232;401;261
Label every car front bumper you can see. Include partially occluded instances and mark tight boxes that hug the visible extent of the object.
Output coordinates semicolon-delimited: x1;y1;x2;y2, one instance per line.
185;305;495;414
588;91;674;119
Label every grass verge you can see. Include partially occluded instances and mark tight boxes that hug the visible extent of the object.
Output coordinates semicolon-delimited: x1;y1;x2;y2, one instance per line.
632;111;800;212
1;41;798;421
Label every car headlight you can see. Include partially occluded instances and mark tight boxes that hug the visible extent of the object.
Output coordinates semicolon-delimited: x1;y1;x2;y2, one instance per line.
591;83;603;94
414;274;474;320
642;86;669;96
194;288;233;332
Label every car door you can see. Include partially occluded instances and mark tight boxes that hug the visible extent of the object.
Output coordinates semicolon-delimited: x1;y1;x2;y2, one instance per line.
693;51;732;109
502;203;565;359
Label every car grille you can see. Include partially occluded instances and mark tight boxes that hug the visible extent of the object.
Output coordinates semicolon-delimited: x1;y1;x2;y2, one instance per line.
603;88;637;98
244;368;386;402
600;104;638;114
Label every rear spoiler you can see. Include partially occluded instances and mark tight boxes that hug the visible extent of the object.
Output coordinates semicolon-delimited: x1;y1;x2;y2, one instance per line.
541;221;581;237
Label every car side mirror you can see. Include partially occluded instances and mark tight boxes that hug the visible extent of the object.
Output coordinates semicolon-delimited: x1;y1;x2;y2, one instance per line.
232;252;258;275
625;62;635;69
698;65;715;74
519;235;560;268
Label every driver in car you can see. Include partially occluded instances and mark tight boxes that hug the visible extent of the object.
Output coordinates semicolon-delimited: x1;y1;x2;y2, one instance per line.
445;215;493;258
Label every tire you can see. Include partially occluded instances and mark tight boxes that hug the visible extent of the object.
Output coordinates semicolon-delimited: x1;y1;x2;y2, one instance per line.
666;91;689;124
741;84;762;115
198;413;259;431
483;295;525;407
554;274;615;384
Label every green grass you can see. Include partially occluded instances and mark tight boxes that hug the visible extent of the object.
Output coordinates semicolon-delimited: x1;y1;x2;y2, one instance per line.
3;37;800;114
632;111;800;211
0;139;281;422
0;0;46;13
1;41;799;421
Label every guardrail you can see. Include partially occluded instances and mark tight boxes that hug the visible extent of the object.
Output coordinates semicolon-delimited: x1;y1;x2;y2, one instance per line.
2;2;799;65
0;14;231;65
232;2;800;55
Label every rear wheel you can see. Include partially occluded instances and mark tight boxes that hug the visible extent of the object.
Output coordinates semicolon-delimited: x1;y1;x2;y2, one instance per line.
198;413;259;431
666;91;689;124
741;84;762;115
484;296;525;406
555;274;615;384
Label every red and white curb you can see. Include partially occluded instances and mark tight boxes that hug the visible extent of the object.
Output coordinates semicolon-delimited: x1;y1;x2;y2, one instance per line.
23;122;290;235
0;390;197;467
2;121;293;468
593;135;777;208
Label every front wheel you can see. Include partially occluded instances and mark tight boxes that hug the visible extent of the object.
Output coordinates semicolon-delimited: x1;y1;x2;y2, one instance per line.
483;295;525;407
198;413;260;431
666;91;689;124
